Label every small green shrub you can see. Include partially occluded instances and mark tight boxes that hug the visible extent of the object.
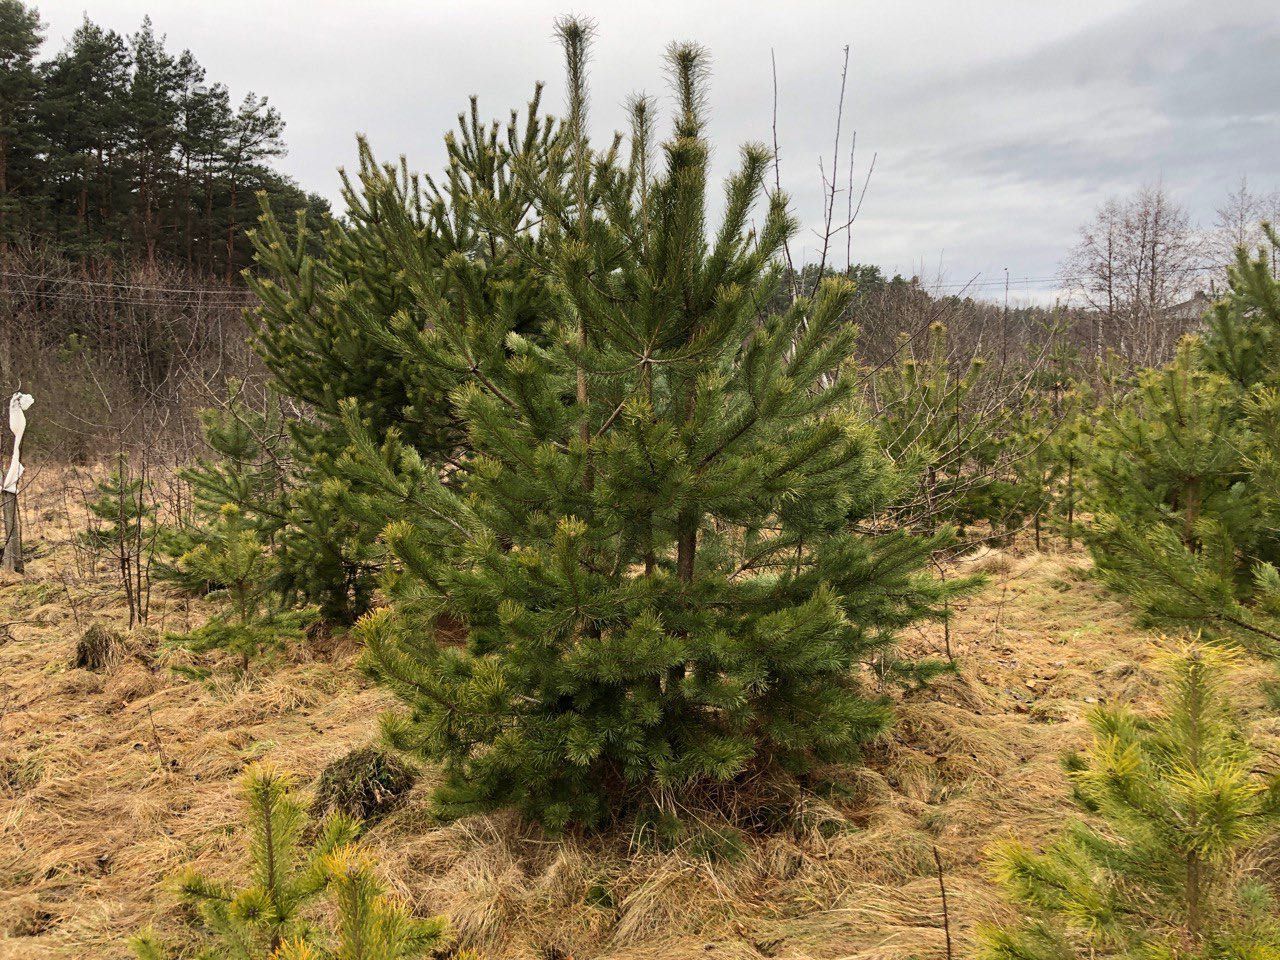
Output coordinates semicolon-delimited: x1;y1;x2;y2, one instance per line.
167;505;316;673
978;643;1280;960
130;764;448;960
80;454;158;628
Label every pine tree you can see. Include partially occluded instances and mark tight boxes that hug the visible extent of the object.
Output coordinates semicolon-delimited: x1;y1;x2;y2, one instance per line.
167;502;315;673
40;17;131;252
0;0;44;244
247;83;564;465
167;384;291;577
1088;354;1262;637
125;18;186;262
1046;345;1092;549
0;3;319;267
130;765;450;960
81;453;158;628
1200;230;1280;394
1085;230;1280;647
978;643;1280;960
176;77;234;268
166;72;566;631
222;92;286;280
166;384;376;626
39;17;132;252
227;74;567;624
870;321;1030;539
1010;413;1061;552
337;21;963;830
1017;338;1089;550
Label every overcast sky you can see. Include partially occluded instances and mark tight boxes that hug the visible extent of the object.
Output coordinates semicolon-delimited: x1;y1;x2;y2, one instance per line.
35;0;1280;303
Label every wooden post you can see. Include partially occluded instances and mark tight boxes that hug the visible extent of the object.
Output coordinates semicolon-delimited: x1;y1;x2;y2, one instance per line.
1;489;19;573
2;392;33;575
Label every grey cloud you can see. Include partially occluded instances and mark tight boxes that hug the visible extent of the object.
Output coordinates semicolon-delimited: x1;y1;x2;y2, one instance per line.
34;0;1280;303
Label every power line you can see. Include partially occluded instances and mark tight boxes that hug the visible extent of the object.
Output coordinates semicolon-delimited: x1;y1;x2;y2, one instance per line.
924;261;1233;293
0;287;255;309
0;268;257;302
0;259;1240;303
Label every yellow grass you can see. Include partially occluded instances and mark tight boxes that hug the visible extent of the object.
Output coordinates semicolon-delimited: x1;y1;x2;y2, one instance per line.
2;466;1274;959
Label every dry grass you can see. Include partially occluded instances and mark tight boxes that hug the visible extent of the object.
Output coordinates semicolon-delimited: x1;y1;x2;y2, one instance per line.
3;467;1275;959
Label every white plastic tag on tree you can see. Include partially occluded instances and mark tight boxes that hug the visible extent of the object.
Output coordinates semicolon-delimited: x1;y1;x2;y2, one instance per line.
3;392;34;494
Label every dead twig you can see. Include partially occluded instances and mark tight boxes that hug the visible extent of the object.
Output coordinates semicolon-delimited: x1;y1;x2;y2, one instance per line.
933;845;954;960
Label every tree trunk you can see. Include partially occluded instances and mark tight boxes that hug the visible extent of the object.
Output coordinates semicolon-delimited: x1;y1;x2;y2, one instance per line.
1065;455;1075;548
225;178;238;283
1186;852;1203;941
2;490;22;574
96;148;108;222
0;134;9;247
205;172;215;274
79;153;91;245
1183;477;1201;549
183;154;193;267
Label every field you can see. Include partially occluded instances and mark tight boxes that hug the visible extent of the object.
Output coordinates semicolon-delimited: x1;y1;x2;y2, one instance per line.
2;467;1272;960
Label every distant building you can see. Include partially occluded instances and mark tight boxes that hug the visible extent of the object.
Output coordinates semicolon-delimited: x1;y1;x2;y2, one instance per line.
1166;290;1212;326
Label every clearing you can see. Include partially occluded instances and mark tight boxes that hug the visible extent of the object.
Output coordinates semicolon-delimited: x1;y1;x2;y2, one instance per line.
3;467;1268;960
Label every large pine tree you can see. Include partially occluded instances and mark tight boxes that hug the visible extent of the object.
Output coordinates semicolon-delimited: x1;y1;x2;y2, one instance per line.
0;0;43;241
0;1;320;268
239;77;566;623
1086;229;1280;648
334;20;959;829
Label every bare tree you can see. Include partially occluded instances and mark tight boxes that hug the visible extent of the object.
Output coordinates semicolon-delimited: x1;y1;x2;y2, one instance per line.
1062;196;1124;358
1063;183;1204;366
0;242;262;461
1214;177;1278;283
1266;191;1280;279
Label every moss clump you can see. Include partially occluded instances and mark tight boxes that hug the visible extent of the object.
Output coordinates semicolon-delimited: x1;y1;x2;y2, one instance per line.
310;747;417;826
72;624;125;672
0;752;43;795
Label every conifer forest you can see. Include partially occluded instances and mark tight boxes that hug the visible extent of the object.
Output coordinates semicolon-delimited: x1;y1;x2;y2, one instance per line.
2;3;1279;959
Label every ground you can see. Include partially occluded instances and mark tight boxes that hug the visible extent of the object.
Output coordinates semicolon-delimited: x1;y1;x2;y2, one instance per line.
2;467;1274;960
